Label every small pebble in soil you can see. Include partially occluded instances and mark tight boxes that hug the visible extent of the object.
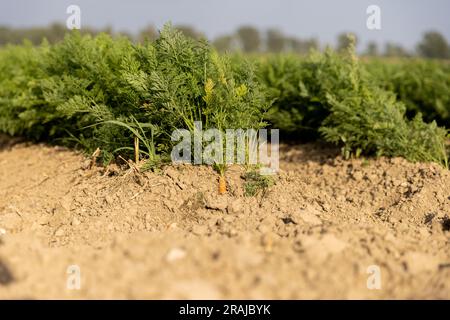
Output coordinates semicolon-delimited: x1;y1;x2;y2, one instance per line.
54;228;65;237
71;217;81;226
167;222;178;231
165;247;187;263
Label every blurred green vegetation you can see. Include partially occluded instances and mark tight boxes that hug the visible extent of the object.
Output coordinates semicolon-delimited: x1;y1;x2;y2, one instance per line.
2;23;449;59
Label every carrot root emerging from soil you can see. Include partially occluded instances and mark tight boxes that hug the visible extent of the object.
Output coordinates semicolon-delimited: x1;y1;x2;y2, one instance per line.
218;175;227;194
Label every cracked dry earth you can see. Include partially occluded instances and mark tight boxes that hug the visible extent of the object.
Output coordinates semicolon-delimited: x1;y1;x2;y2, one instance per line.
0;138;449;299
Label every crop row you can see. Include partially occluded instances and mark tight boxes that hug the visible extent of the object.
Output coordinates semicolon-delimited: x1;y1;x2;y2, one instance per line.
0;25;448;169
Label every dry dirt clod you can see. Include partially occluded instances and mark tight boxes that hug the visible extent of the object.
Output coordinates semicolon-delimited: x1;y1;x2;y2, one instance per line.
351;171;364;181
54;227;65;237
105;195;114;205
205;195;228;212
48;204;70;228
71;217;81;226
295;206;323;226
81;159;92;170
227;199;243;215
192;225;209;236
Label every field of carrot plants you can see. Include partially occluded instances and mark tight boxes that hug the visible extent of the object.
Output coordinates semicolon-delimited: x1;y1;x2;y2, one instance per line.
0;25;448;168
0;26;449;299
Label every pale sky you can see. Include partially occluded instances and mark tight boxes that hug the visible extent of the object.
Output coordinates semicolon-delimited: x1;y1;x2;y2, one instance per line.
0;0;449;50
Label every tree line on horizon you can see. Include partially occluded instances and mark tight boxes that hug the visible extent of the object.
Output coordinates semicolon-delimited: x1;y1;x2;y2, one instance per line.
0;23;449;59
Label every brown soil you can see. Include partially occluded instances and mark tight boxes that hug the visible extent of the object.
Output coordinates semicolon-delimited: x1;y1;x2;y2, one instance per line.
0;138;449;299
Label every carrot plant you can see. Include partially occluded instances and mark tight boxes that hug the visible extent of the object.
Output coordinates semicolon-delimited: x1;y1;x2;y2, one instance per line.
243;170;274;197
257;37;449;167
122;24;269;187
0;24;270;192
366;58;450;128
